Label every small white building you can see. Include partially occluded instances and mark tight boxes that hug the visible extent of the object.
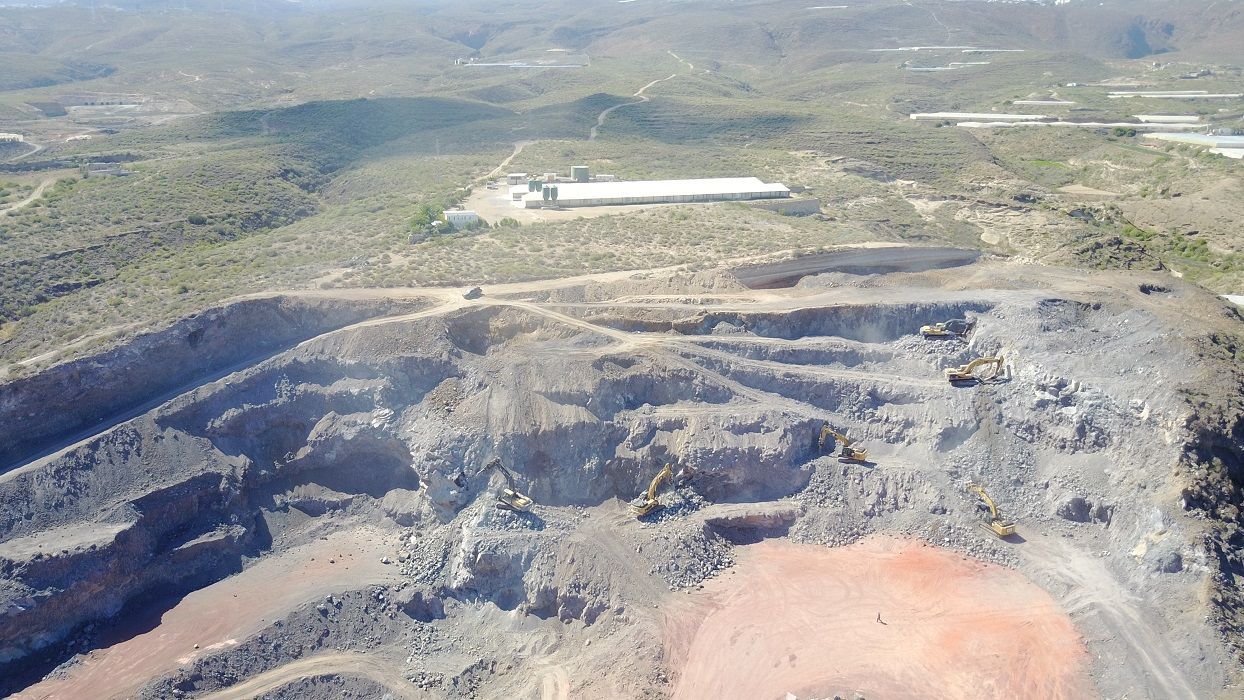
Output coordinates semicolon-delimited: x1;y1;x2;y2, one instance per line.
0;133;24;143
444;210;481;229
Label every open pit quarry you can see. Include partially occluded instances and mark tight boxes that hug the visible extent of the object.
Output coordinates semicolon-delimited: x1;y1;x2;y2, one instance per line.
2;246;1243;699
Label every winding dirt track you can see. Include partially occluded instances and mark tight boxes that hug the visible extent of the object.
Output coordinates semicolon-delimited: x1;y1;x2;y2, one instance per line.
589;74;676;141
197;652;415;700
1;177;55;215
480;140;533;183
666;537;1094;700
589;53;690;141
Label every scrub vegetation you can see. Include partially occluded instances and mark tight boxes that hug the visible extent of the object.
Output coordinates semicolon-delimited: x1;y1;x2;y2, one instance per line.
2;0;1244;368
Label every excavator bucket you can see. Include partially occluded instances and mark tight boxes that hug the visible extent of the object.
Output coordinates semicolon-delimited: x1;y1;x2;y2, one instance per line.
945;356;1004;384
821;423;869;463
631;464;674;517
967;482;1016;539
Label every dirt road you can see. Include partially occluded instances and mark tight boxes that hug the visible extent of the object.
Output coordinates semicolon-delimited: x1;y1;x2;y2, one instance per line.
1019;532;1198;698
197;651;416;700
14;527;399;700
666;537;1093;700
590;73;677;141
1;177;55;215
480;140;533;183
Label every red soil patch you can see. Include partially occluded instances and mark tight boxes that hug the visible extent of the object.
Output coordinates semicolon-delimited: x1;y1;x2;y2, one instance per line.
665;536;1093;700
15;527;398;700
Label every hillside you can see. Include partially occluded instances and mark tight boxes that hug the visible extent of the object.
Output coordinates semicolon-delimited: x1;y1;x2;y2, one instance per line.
2;2;1244;697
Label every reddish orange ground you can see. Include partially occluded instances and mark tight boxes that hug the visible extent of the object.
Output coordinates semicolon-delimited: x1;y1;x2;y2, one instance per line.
15;527;398;700
665;536;1093;700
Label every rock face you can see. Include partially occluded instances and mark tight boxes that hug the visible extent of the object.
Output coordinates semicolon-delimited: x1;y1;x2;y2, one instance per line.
0;295;425;472
1;263;1241;698
1058;496;1093;522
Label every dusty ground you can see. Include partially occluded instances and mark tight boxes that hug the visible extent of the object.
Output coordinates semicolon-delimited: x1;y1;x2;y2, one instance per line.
666;537;1093;700
1;246;1241;699
14;527;398;700
461;180;689;225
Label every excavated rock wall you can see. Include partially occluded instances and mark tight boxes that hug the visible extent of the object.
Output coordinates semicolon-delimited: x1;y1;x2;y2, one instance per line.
3;275;1242;697
0;295;425;472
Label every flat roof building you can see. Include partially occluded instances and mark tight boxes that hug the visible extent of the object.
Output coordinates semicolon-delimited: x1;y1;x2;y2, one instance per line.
520;177;790;209
444;210;480;229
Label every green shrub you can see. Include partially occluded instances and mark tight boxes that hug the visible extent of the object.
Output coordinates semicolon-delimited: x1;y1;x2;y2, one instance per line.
409;203;444;229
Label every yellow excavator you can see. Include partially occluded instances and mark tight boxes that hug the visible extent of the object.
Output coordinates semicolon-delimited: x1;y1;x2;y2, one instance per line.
920;318;975;338
818;423;869;462
483;459;533;512
631;463;674;516
966;482;1016;538
944;355;1005;383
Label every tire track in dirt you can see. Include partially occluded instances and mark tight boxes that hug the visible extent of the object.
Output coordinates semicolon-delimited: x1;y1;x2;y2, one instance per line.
197;652;416;700
666;537;1094;699
1;177;55;215
1019;533;1197;699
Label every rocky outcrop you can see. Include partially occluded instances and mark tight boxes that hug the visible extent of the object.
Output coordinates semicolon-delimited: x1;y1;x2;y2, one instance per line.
0;295;425;472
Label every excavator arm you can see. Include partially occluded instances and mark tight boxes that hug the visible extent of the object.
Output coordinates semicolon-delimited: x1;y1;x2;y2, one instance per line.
631;463;674;516
945;355;1004;383
818;423;869;463
484;459;533;512
966;482;1015;538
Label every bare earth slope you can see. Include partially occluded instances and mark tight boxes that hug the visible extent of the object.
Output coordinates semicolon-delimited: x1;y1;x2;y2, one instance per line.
1;247;1242;698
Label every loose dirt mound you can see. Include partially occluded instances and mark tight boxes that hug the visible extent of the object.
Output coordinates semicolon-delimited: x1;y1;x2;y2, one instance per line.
666;537;1093;700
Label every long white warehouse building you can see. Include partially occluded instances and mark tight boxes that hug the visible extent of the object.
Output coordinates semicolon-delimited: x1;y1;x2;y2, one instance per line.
521;177;790;209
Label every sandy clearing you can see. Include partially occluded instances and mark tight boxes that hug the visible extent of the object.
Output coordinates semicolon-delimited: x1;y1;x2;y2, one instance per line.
15;527;399;700
665;537;1093;700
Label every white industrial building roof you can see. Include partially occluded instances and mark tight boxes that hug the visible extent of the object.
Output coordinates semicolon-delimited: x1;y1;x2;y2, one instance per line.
911;112;1046;121
1145;133;1244;147
521;177;789;206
